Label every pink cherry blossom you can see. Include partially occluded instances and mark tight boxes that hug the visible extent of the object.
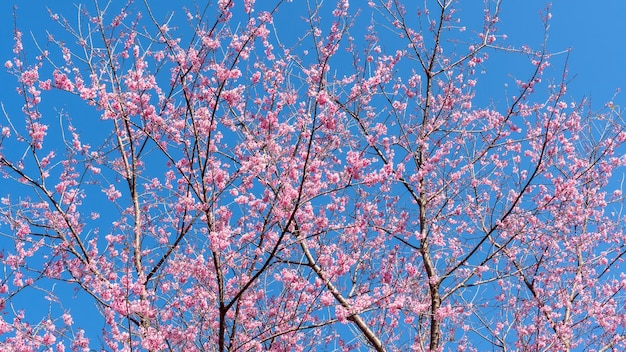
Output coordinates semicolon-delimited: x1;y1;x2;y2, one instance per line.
0;1;624;351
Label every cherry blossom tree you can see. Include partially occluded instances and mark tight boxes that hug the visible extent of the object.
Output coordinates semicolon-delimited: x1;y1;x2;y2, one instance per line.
1;0;625;350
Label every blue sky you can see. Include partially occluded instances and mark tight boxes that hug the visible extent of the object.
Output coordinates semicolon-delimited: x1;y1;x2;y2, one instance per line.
1;1;624;111
0;0;626;115
500;1;626;104
0;0;625;349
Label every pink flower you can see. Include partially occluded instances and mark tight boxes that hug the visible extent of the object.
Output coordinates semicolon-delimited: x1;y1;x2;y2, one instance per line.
53;70;74;91
62;313;73;326
20;68;39;86
29;122;48;149
103;184;122;201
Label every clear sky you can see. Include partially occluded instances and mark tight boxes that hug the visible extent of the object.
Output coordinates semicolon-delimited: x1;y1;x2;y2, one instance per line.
0;0;624;349
1;1;624;106
499;1;626;105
